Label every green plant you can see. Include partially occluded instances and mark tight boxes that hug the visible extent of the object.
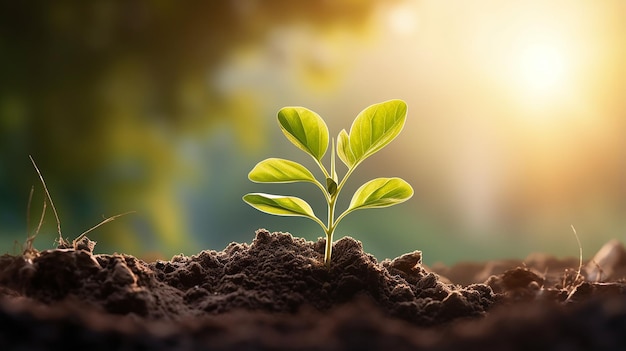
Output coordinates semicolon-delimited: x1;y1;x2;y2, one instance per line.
243;99;414;267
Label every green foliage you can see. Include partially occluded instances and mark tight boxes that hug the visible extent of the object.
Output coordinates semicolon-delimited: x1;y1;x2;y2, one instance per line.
244;99;413;267
278;108;329;162
248;158;317;184
347;177;414;212
242;194;319;220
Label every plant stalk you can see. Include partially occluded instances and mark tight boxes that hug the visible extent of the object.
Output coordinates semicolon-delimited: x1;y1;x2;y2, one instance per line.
320;147;360;268
324;191;338;268
324;231;333;268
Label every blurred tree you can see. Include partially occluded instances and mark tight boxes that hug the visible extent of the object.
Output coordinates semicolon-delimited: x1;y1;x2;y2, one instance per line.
0;1;393;254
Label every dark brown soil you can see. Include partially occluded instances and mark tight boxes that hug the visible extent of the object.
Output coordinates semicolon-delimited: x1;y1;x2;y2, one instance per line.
1;229;626;350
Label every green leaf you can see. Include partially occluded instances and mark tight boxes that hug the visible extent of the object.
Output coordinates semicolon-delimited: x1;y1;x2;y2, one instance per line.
243;193;317;219
326;177;338;196
346;177;413;213
277;106;329;161
336;129;355;168
248;158;317;184
348;99;407;165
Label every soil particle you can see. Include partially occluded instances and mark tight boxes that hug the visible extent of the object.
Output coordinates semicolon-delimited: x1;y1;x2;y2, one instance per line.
486;267;545;301
1;229;626;350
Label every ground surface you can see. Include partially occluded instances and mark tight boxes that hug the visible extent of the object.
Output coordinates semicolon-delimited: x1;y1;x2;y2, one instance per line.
1;229;626;350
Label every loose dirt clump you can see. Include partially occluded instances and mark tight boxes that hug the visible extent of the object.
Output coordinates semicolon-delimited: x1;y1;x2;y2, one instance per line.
1;229;626;350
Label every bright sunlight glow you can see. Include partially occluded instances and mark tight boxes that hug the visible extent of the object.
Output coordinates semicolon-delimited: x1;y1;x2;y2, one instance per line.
387;3;419;36
504;24;579;112
517;42;568;99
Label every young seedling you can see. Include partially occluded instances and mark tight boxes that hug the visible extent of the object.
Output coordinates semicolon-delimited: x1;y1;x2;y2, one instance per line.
243;99;414;267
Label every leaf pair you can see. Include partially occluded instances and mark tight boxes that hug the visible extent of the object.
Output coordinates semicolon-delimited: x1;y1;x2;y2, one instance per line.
276;99;408;169
243;174;412;228
243;99;414;267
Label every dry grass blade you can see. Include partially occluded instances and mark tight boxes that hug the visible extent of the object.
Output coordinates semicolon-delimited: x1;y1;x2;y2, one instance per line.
34;197;47;240
29;155;64;244
571;225;583;283
24;194;47;254
25;155;134;253
23;184;48;256
72;211;136;245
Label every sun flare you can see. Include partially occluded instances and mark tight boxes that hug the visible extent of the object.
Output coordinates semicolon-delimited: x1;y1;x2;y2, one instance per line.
505;27;578;111
517;42;568;98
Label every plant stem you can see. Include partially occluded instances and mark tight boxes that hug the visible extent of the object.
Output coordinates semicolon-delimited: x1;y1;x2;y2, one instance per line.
323;162;360;268
324;193;337;268
320;151;362;268
324;231;333;268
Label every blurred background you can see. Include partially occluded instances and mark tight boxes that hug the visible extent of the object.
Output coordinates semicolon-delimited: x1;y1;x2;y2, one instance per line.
1;0;625;265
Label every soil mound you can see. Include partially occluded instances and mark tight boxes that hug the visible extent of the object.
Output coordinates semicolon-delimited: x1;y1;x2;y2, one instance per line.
1;230;626;350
